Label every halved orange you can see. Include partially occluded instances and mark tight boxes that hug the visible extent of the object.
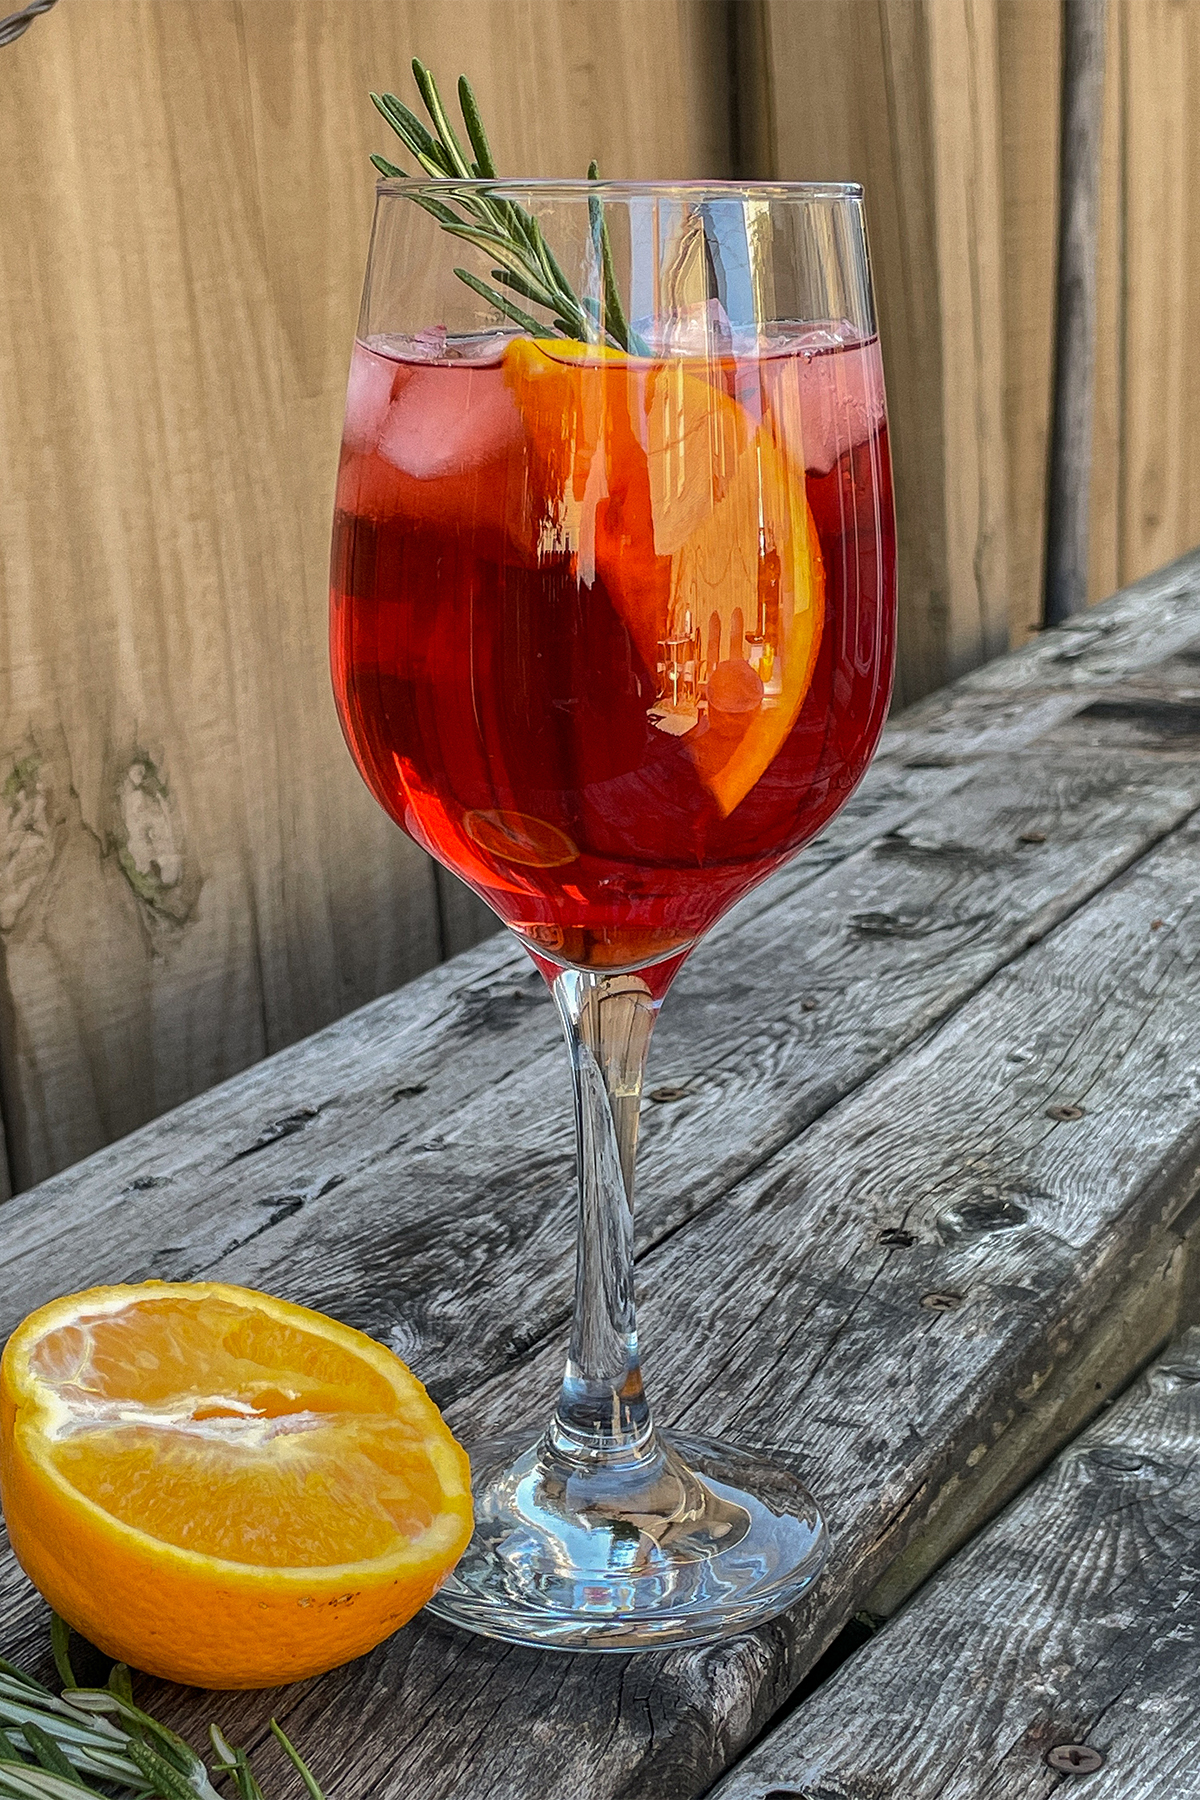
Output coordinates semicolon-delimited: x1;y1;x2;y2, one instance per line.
503;338;825;816
0;1282;472;1689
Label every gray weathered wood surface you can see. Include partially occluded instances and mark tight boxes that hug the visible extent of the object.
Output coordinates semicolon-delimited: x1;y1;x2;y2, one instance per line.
1;547;1199;1799
710;1324;1200;1800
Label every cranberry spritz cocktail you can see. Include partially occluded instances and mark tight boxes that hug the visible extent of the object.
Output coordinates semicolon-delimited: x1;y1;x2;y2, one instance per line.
331;172;895;1651
333;327;892;981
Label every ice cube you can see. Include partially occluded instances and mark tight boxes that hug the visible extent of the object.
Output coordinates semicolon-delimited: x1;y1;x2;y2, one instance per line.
376;364;524;480
643;299;735;357
759;334;885;475
795;337;886;473
367;329;516;365
342;341;398;456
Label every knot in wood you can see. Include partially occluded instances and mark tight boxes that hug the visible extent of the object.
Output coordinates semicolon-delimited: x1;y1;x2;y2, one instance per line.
762;1790;836;1800
1046;1743;1104;1773
648;1084;690;1103
1046;1103;1087;1121
920;1290;964;1311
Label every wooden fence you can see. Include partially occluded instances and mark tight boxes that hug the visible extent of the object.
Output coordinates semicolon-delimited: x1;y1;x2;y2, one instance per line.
1;0;1197;1193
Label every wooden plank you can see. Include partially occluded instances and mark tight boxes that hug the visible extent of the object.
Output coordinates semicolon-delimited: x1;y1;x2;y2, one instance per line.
862;1216;1193;1618
926;0;1010;672
0;579;1197;1793
0;0;730;1190
743;0;1010;703
0;562;1194;1355
710;1325;1200;1800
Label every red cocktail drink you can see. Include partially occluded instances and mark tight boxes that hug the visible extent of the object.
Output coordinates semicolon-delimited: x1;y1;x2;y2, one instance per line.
331;326;894;981
332;169;896;1651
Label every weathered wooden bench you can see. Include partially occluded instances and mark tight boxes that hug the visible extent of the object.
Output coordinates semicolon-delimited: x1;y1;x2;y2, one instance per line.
711;1324;1200;1800
1;547;1199;1798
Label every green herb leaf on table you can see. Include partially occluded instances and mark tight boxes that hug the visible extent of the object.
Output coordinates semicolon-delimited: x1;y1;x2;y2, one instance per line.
0;1623;326;1800
370;59;649;354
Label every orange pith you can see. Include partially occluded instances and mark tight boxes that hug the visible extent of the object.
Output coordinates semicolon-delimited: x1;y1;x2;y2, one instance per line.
503;338;826;816
0;1282;473;1689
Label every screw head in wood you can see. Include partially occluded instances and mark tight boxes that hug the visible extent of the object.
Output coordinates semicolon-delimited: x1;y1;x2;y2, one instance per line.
1047;1743;1104;1773
1046;1103;1086;1121
920;1290;964;1311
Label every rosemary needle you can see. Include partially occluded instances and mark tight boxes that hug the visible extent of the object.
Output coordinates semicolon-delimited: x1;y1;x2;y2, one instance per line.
0;1622;327;1800
370;60;644;351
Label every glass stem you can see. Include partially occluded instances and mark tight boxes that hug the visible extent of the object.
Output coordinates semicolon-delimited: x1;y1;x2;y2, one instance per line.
549;968;658;1462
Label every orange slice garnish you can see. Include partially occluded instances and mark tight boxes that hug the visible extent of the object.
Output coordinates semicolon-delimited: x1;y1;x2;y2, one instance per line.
463;808;579;868
504;338;825;815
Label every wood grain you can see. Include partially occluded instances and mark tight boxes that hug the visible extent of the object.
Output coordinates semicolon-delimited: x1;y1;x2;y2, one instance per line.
0;0;731;1191
0;563;1198;1797
710;1326;1200;1800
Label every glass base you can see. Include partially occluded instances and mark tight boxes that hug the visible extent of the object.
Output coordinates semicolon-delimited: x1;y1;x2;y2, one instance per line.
423;1427;829;1652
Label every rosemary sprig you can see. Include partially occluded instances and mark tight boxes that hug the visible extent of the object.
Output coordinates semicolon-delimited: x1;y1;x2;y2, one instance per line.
0;1622;326;1800
369;60;648;354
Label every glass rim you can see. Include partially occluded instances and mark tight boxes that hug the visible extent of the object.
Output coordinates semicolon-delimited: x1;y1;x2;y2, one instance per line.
374;176;864;202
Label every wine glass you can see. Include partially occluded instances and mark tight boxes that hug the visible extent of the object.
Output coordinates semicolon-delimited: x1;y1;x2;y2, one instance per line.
330;179;895;1651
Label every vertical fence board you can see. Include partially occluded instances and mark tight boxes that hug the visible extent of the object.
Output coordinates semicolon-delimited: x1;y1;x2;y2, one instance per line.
0;0;730;1190
1117;0;1200;589
1087;0;1125;606
744;0;1009;703
1043;0;1107;626
925;0;1010;673
997;0;1060;648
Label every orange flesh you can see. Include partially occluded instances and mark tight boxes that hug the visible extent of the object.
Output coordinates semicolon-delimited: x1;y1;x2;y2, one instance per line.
502;338;826;817
29;1297;446;1564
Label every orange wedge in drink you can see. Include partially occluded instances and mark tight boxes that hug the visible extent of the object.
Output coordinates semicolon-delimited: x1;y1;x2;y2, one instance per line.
503;337;826;816
0;1282;472;1689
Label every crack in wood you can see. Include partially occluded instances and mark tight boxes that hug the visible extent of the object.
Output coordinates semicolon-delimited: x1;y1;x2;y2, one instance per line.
224;1107;322;1165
